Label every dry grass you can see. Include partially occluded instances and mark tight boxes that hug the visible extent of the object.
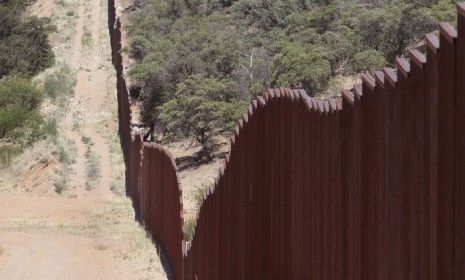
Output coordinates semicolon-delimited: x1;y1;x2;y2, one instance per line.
0;196;166;278
0;140;56;193
164;139;228;241
95;62;125;196
49;0;79;61
319;75;361;99
95;243;109;251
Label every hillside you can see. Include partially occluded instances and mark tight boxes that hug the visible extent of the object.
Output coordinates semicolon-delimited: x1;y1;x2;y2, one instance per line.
127;0;457;152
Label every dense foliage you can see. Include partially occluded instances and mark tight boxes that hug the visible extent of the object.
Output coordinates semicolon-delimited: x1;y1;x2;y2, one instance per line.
0;0;55;163
0;76;46;162
128;0;457;153
0;0;55;78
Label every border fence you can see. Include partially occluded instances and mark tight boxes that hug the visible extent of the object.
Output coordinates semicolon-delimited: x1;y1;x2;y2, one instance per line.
109;1;465;279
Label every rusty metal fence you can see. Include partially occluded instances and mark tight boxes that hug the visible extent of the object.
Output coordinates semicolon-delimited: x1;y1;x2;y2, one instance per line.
109;1;465;279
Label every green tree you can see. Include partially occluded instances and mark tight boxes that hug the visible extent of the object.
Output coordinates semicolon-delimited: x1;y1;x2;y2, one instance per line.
159;75;245;157
271;42;332;94
128;0;459;150
0;2;55;78
0;76;45;163
352;49;387;73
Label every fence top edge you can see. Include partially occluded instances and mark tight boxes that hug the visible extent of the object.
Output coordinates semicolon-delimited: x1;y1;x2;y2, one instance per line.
374;71;385;89
458;2;465;16
426;33;440;53
329;98;337;112
383;68;397;87
342;90;355;106
361;74;376;91
408;49;427;69
396;57;411;78
257;96;266;106
354;84;363;99
303;95;313;110
439;22;458;44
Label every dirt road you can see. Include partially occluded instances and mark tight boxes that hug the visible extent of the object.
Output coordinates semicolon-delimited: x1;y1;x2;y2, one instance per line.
0;0;167;279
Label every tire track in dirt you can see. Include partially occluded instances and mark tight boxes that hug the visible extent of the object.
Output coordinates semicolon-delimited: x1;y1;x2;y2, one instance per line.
64;0;113;198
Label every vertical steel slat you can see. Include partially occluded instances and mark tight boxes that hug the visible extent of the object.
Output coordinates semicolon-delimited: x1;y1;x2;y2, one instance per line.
455;5;465;279
425;33;439;280
437;22;457;280
360;74;377;279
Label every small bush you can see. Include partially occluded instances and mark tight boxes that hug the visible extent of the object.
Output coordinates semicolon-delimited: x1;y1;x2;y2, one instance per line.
81;27;93;48
0;145;22;166
110;179;124;195
53;138;76;165
42;118;58;141
183;218;196;242
53;169;69;194
0;9;55;78
81;136;93;145
85;148;101;191
43;64;76;100
56;0;66;7
52;158;72;194
352;49;387;73
0;76;45;164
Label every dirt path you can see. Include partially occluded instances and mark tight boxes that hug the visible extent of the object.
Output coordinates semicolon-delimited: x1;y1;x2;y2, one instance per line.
0;0;167;279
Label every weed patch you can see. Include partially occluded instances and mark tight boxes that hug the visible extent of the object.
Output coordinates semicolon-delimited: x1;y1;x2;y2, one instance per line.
81;27;93;48
95;244;109;251
81;136;92;145
85;148;101;191
52;167;70;194
53;138;76;165
43;64;76;101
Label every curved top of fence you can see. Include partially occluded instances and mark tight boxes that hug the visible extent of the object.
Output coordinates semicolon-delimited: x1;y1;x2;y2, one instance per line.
180;9;464;253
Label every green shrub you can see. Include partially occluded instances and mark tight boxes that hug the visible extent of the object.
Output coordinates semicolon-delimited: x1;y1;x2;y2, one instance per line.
271;42;332;94
352;49;387;73
85;148;101;190
0;8;55;78
183;218;196;242
53;138;76;165
81;27;93;48
43;64;76;100
81;136;93;145
53;168;70;194
42;118;59;141
159;75;245;156
0;76;45;154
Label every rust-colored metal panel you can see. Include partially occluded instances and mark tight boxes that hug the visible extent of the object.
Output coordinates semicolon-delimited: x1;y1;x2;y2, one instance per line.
425;32;439;280
437;22;457;279
341;89;362;280
360;74;378;279
455;4;465;278
407;49;428;279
